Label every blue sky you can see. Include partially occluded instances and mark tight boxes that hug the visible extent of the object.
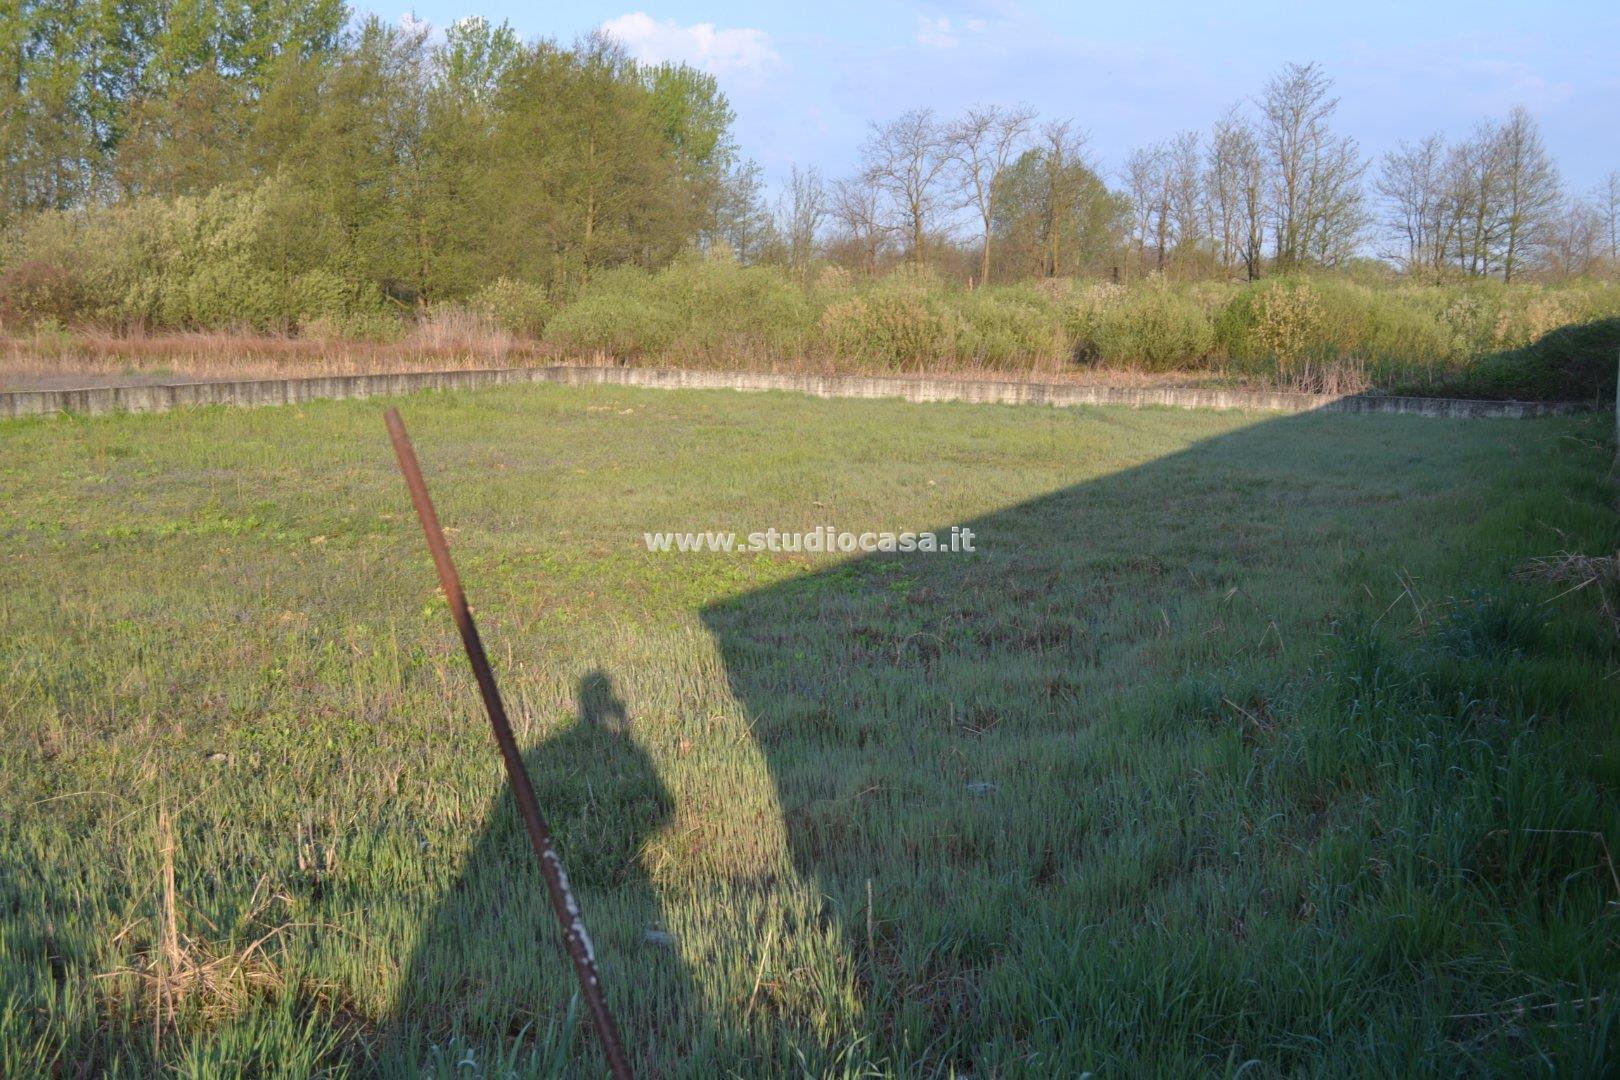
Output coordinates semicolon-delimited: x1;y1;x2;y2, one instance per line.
380;1;1619;198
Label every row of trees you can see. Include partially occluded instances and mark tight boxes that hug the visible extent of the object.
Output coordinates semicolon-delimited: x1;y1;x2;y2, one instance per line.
775;63;1616;285
0;0;346;216
2;0;1614;319
768;108;1125;284
1;2;756;306
1378;110;1617;281
1121;64;1365;277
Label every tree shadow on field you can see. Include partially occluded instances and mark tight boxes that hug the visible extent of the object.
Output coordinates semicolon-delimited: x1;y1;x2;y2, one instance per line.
384;670;683;1074
693;407;1460;1071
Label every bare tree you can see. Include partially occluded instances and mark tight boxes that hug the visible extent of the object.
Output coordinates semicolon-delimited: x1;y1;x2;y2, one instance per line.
829;173;890;275
948;103;1036;285
1125;136;1209;273
1602;170;1620;265
1429;110;1562;280
1166;130;1204;266
1205;110;1268;278
861;108;954;266
1443;124;1506;275
1206;108;1255;274
1495;106;1562;282
713;161;778;264
1236;120;1267;279
1377;135;1446;271
1548;195;1603;277
1257;62;1367;268
1124;143;1166;273
1035;121;1094;278
776;164;826;278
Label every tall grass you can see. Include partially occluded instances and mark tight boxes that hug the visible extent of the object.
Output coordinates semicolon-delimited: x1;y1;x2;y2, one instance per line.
0;313;557;386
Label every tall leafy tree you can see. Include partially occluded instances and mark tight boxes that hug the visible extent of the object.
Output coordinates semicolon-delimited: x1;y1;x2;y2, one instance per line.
994;125;1124;280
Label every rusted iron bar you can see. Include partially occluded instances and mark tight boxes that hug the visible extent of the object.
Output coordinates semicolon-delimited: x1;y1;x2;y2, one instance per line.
384;407;633;1080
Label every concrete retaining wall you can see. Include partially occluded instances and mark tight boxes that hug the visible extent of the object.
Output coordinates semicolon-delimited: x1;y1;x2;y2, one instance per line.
0;364;1599;421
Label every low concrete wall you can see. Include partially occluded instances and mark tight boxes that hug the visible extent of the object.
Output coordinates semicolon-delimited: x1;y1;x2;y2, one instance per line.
0;365;1598;421
0;369;538;419
533;367;1591;419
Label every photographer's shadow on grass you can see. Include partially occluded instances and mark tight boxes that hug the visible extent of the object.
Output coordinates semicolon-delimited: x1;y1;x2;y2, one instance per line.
384;670;687;1075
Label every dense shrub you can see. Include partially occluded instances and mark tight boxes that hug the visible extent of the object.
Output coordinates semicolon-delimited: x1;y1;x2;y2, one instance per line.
545;259;813;362
0;259;92;329
949;285;1067;368
544;268;679;357
1355;296;1453;370
1;207;131;327
469;277;552;338
651;258;814;363
1071;280;1217;369
1215;277;1457;388
818;271;964;369
552;263;1064;370
1436;317;1620;401
0;181;389;332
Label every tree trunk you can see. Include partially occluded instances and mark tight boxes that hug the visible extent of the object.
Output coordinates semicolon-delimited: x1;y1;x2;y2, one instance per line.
980;217;992;285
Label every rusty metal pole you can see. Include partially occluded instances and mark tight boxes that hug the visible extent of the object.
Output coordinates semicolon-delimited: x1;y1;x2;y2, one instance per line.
384;408;633;1080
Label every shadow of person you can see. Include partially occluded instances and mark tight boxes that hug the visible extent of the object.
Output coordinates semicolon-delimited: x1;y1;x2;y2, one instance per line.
384;670;681;1074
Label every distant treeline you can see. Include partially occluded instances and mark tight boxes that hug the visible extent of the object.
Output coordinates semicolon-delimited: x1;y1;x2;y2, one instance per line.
806;63;1619;285
2;3;1618;340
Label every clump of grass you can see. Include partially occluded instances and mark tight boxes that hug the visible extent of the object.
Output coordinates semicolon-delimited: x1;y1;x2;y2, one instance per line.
401;306;514;360
1514;551;1620;629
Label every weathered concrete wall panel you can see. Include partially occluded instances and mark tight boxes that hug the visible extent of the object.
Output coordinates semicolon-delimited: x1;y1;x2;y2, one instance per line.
0;365;1596;421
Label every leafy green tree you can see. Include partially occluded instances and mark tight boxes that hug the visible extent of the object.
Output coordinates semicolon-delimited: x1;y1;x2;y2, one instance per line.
114;63;249;197
993;129;1127;280
1;6;756;318
0;0;96;218
0;0;346;219
488;35;686;289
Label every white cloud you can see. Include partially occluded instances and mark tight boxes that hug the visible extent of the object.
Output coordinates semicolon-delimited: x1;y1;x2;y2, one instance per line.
399;12;429;35
601;12;778;77
916;15;992;50
916;16;959;50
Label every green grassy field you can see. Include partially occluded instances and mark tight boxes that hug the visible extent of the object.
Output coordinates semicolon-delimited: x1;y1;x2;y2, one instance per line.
2;385;1618;1077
